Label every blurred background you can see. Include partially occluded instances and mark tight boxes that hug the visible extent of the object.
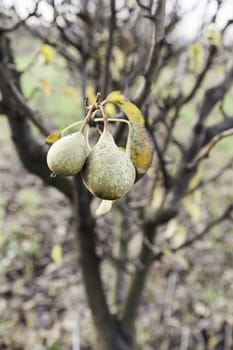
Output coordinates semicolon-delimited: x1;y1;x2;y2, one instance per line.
0;0;233;349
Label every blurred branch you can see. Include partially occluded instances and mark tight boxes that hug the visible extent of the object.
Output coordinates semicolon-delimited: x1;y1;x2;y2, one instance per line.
101;0;116;97
135;0;167;107
186;128;233;170
153;202;233;261
0;64;50;136
188;156;233;194
0;35;73;201
0;1;40;34
203;116;233;145
182;45;217;105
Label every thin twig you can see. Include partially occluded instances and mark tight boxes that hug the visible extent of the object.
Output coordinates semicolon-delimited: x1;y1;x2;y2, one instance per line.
186;128;233;170
153;202;233;261
101;0;116;97
0;65;50;136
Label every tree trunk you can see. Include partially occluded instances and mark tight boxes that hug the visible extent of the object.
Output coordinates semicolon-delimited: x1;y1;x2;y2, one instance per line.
73;174;133;350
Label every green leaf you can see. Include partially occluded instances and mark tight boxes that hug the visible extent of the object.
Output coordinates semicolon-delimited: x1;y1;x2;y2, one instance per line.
105;91;144;125
51;244;63;264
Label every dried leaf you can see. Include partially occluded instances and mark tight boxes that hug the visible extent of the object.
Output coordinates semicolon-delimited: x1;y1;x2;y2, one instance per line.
130;124;154;175
41;44;54;64
51;244;63;264
95;200;113;216
105;91;144;125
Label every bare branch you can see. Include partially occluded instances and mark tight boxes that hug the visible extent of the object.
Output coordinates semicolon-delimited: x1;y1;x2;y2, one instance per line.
182;45;217;105
0;65;50;136
186;128;233;170
135;0;167;107
101;0;116;97
153;202;233;261
187;156;233;194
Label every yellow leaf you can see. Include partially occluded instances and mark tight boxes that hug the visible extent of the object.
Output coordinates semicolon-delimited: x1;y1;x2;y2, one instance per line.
60;86;80;100
110;47;125;80
105;91;144;125
183;195;201;223
41;44;54;64
104;102;117;116
190;42;204;72
130;124;154;174
188;170;202;191
40;79;51;96
95;200;113;216
51;244;63;264
46;121;84;144
172;224;187;248
165;219;177;239
46;131;61;144
86;86;96;104
151;183;165;210
206;23;222;48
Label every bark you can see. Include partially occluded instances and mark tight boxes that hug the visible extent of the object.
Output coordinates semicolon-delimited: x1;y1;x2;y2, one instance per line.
73;174;133;350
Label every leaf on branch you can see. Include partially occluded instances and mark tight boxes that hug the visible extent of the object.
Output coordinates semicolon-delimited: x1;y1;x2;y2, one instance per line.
46;121;84;144
151;179;165;210
205;23;222;48
105;91;144;125
41;44;54;64
46;131;62;144
51;244;63;264
188;170;203;191
183;194;202;223
130;124;154;175
190;42;204;73
95;200;113;216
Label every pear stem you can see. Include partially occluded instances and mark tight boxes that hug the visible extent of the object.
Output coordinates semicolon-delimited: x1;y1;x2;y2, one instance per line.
99;104;109;131
61;120;83;136
80;103;97;133
94;117;132;156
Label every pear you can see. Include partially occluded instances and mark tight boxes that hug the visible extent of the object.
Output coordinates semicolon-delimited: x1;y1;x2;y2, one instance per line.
82;128;136;200
47;131;89;176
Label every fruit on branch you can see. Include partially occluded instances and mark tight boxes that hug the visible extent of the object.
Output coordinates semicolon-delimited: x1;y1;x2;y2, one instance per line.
82;127;136;200
47;132;89;176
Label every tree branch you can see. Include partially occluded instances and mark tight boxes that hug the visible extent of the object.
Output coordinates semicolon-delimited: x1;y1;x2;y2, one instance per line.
135;0;167;107
153;202;233;261
120;206;177;331
73;174;132;350
186;128;233;170
101;0;116;97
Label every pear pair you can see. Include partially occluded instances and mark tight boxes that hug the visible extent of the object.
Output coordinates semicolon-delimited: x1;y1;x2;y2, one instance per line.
47;126;136;200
